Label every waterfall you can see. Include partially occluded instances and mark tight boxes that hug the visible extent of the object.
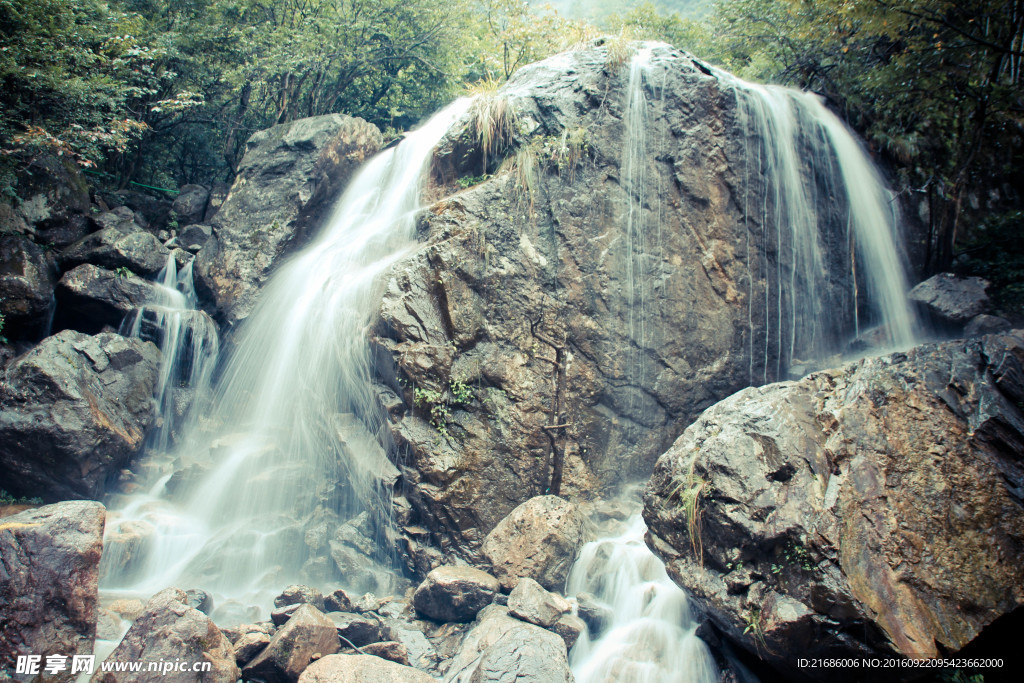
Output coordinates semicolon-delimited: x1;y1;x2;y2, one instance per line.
101;99;473;621
717;71;918;380
118;254;219;453
567;514;719;683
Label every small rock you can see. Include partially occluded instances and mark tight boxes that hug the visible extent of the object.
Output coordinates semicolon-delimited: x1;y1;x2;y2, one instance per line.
233;630;271;667
575;592;610;635
328;612;386;647
242;603;340;683
184;588;213;614
275;584;326;610
964;313;1012;337
96;608;126;641
354;592;390;613
413;565;499;622
271;603;303;626
107;598;146;622
172;185;210;226
550;613;586;650
507;577;570;627
359;641;410;666
324;588;355;613
297;654;434;682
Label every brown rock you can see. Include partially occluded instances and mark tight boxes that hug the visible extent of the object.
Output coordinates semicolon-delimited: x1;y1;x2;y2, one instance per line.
507;577;570;628
412;565;498;622
359;641;410;666
482;495;591;592
243;603;340;683
297;654;433;683
0;501;105;681
550;613;585;650
644;331;1024;678
94;587;238;683
233;630;270;667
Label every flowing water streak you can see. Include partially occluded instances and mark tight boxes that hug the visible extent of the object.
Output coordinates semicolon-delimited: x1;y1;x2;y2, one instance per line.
568;515;719;683
622;47;653;394
720;72;917;377
119;254;219;453
103;99;473;613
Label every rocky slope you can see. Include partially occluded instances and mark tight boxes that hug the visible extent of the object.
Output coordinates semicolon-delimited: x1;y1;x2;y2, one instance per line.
643;331;1024;678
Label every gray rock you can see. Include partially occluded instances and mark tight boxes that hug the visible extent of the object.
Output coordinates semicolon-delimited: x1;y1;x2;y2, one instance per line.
324;588;355;613
413;565;499;623
0;234;57;340
172;185;210;226
327;611;386;647
233;630;270;666
964;313;1013;337
93;587;238;683
99;191;174;234
60;215;172;278
54;264;161;334
0;330;160;500
359;641;410;666
242;603;340;683
184;588;213;614
482;496;591;592
14;155;92;247
507;577;570;628
444;605;572;683
298;654;434;683
178;223;213;251
275;584;326;611
574;592;610;636
0;501;105;681
644;331;1024;677
909;272;991;325
271;603;303;626
550;613;585;650
195;114;382;326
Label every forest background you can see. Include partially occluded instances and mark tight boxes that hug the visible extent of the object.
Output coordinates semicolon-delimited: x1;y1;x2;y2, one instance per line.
1;0;1021;305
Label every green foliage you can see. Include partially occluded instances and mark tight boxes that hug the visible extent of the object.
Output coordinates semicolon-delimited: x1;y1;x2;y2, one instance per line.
413;377;474;436
0;490;44;505
457;173;492;188
114;266;134;279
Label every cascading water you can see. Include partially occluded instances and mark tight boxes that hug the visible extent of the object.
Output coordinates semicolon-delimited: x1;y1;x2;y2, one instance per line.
101;99;472;621
718;71;918;381
567;514;719;683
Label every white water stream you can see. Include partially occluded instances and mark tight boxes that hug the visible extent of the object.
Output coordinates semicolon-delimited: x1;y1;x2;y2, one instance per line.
102;99;472;621
568;515;719;683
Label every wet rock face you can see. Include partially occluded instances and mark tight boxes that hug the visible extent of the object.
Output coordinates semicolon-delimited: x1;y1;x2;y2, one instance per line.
95;587;239;683
0;234;57;341
194;113;382;329
53;264;161;334
60;208;171;278
643;332;1024;678
0;501;105;682
375;42;867;564
0;330;161;500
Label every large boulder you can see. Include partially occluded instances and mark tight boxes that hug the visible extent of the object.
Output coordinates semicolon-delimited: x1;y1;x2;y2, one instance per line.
13;154;92;248
413;565;499;622
0;501;105;682
644;331;1024;678
0;234;58;340
0;330;161;500
298;654;434;683
94;587;238;683
194;114;382;328
60;208;171;278
481;496;591;592
54;264;162;334
909;272;991;326
171;184;210;227
242;603;340;683
375;41;904;565
443;605;573;683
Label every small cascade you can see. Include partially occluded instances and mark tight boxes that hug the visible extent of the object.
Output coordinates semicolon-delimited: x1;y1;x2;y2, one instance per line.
119;254;219;452
717;71;918;381
101;99;473;621
567;514;719;683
